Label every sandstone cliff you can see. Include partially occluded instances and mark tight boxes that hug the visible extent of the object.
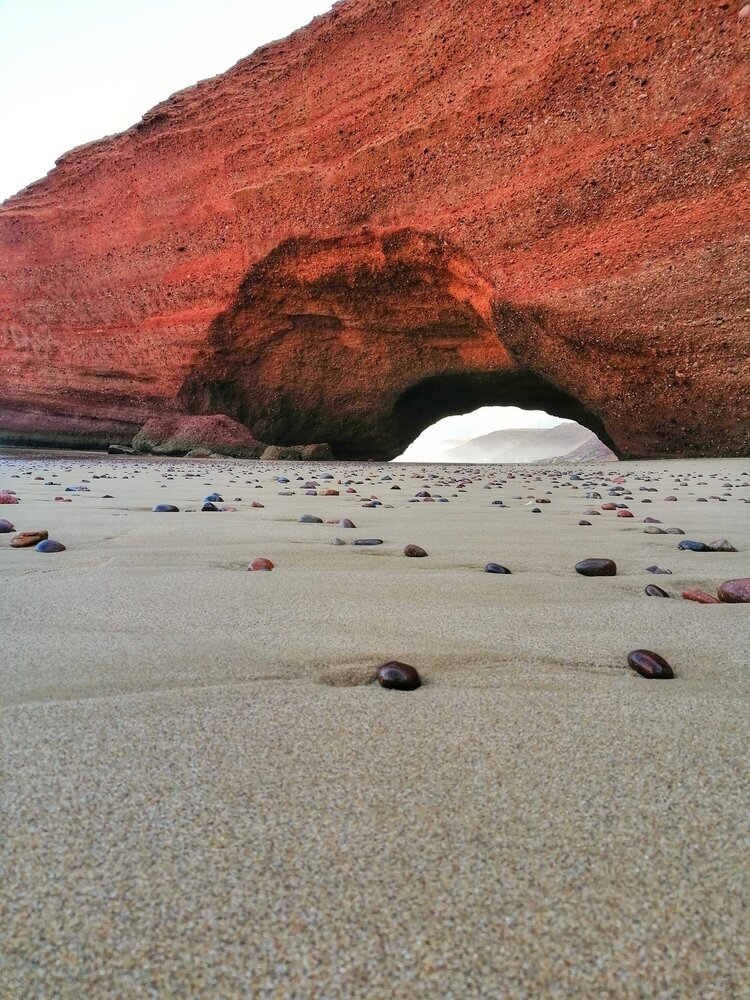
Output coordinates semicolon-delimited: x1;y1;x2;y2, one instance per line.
1;0;748;457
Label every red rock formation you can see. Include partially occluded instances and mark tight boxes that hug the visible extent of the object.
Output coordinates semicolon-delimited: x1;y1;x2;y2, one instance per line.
1;0;748;457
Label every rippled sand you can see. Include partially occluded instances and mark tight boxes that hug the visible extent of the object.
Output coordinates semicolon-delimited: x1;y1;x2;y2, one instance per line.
2;452;749;997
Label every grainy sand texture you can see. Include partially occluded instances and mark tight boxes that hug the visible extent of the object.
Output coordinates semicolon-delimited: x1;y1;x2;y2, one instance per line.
2;452;749;998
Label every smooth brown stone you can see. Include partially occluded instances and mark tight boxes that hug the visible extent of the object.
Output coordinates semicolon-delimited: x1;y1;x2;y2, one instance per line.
575;558;617;577
376;661;421;690
682;589;720;604
617;510;634;518
404;544;428;557
718;578;750;603
644;526;666;534
627;649;675;679
10;531;48;548
601;503;617;510
248;557;274;571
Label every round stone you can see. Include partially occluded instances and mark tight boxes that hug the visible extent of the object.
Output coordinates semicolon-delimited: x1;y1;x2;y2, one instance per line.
575;558;617;576
338;519;356;528
664;527;685;535
353;538;383;546
579;519;591;525
645;566;672;575
376;661;421;691
682;589;721;604
485;563;511;574
678;540;710;552
0;493;20;504
616;510;634;518
717;578;750;603
201;502;218;511
627;649;675;679
0;518;15;533
298;514;323;523
10;531;48;548
404;544;428;557
248;557;274;571
152;503;179;512
36;539;66;553
251;501;265;508
707;538;737;552
644;526;666;534
645;584;670;597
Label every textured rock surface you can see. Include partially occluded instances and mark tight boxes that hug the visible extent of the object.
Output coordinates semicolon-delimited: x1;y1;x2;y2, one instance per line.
132;414;266;458
1;0;749;457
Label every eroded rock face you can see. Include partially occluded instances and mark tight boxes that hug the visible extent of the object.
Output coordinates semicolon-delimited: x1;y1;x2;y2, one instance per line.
132;414;266;458
1;0;748;457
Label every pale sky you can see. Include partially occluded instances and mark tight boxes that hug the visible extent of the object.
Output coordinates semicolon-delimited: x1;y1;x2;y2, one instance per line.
1;0;566;455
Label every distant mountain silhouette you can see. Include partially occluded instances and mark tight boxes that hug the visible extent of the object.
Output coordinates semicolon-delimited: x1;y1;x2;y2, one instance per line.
441;422;616;463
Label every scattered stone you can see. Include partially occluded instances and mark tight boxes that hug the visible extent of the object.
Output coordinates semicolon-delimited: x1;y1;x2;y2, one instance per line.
717;578;750;603
248;557;274;571
331;537;347;546
644;526;666;534
627;649;675;679
485;563;511;574
353;538;383;546
298;514;323;523
201;502;219;511
36;539;66;553
646;566;672;575
404;544;428;557
0;518;14;532
338;518;356;528
678;540;710;552
11;531;48;548
707;538;737;552
664;527;685;535
579;519;591;525
575;558;617;576
152;503;179;512
0;493;20;504
682;589;720;604
251;501;265;508
645;584;670;597
376;661;421;690
616;510;634;518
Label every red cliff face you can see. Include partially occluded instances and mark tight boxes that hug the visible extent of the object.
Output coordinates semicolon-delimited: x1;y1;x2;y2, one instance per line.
1;0;748;457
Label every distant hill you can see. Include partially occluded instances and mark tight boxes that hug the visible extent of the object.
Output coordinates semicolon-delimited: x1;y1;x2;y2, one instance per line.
441;422;617;463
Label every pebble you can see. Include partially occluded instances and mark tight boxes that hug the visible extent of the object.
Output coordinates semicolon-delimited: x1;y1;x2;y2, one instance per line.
0;493;20;504
717;578;750;603
0;518;14;532
682;589;720;604
627;649;675;679
338;519;356;528
353;538;383;546
404;544;428;557
664;527;685;535
646;566;672;575
248;558;274;571
485;563;511;574
201;502;218;511
10;531;48;548
251;501;265;508
298;514;323;523
645;584;670;597
578;520;591;526
644;526;666;534
616;510;634;518
575;558;617;576
707;539;737;552
678;540;710;552
376;661;422;690
36;539;66;553
152;504;179;512
330;538;347;546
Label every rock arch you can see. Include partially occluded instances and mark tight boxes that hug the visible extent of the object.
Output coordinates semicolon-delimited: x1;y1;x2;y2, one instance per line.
179;228;620;459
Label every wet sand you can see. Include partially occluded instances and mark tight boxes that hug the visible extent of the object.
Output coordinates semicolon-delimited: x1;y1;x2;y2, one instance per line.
2;452;749;997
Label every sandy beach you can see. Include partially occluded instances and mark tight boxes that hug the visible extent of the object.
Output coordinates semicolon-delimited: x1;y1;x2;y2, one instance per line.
2;451;749;998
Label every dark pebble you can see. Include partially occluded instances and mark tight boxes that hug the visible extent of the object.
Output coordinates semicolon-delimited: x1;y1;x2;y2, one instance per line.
202;502;218;511
579;519;591;525
0;518;14;533
299;514;323;523
153;504;179;512
646;566;672;575
485;563;512;574
376;661;422;691
645;584;670;597
678;540;710;552
353;538;383;546
707;538;737;552
627;649;675;679
36;539;66;553
575;558;617;576
717;578;750;603
404;544;428;557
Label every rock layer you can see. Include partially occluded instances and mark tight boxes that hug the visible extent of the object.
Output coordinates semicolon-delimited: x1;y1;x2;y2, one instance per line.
1;0;749;457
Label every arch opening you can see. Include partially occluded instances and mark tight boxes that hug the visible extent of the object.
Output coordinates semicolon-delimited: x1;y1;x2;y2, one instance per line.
392;371;621;462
